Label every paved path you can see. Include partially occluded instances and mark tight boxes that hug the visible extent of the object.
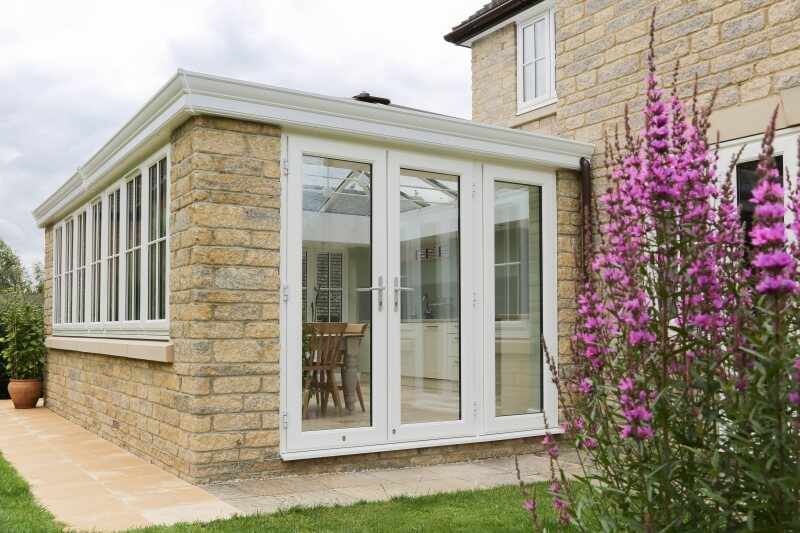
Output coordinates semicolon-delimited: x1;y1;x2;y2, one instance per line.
206;451;583;515
0;400;236;531
0;400;582;531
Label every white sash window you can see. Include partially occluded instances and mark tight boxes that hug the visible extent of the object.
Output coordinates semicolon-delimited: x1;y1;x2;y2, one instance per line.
51;148;169;339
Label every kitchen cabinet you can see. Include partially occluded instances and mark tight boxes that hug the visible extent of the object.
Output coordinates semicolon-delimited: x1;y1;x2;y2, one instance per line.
401;320;459;382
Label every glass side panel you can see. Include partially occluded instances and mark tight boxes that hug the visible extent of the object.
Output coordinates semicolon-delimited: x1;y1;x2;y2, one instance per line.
494;181;542;417
76;212;87;323
301;155;372;432
107;189;120;322
64;219;74;324
91;202;102;322
399;168;460;424
53;228;62;324
126;175;141;321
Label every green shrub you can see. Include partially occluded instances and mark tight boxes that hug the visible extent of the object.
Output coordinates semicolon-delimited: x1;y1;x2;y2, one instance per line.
0;294;45;380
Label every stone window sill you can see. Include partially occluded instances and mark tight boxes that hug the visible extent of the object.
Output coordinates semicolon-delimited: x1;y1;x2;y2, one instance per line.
45;336;173;363
510;102;557;128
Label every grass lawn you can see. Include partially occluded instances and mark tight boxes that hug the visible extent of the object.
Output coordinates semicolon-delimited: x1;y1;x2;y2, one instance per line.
0;451;560;532
0;452;64;533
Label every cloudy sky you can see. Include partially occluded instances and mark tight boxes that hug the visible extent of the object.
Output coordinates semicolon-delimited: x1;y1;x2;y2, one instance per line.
0;0;486;266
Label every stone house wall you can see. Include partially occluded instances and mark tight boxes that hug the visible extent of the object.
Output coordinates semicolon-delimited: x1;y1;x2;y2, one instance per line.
472;0;800;156
469;0;800;380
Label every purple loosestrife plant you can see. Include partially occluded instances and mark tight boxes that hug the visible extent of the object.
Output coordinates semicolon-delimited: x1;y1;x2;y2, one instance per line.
517;17;799;532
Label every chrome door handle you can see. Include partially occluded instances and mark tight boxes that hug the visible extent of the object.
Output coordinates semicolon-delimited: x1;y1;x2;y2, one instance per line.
393;276;414;311
356;275;384;310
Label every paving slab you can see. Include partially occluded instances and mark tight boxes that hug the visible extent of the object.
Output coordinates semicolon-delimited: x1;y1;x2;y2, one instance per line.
0;400;236;531
1;400;584;530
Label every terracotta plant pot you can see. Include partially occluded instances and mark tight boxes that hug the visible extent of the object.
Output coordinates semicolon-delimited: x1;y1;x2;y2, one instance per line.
8;378;43;409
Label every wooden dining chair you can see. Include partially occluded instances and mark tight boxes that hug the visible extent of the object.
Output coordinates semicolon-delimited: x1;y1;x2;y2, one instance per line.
303;322;347;417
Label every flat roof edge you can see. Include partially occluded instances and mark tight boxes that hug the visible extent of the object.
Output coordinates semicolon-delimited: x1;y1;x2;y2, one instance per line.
33;70;593;227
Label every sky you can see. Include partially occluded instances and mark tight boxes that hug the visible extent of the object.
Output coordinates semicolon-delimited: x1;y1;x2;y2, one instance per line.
0;0;487;267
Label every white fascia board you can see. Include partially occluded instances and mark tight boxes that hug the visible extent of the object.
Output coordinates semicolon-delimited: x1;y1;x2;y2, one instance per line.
457;0;554;48
33;69;593;227
180;70;592;165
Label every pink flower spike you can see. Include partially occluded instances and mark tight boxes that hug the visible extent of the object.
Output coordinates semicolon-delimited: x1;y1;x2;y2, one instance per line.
523;500;537;511
619;377;635;393
789;392;800;404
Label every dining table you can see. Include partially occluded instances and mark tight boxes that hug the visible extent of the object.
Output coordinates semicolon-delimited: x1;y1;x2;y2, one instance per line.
339;322;368;414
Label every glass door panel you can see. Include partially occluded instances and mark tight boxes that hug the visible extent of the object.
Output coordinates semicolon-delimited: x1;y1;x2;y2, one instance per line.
285;136;387;453
301;155;373;432
387;152;476;442
398;168;461;424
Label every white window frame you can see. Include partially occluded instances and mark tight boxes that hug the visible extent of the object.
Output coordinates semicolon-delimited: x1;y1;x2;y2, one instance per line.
717;126;800;228
75;210;88;324
53;226;63;325
89;200;103;324
516;2;557;115
51;146;170;339
146;157;169;323
124;172;143;322
303;247;349;323
482;164;557;435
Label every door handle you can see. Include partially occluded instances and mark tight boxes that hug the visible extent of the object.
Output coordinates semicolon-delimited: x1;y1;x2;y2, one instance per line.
393;276;414;311
356;275;384;310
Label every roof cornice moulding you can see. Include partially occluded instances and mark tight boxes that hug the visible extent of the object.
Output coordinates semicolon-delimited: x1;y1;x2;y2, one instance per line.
33;70;593;227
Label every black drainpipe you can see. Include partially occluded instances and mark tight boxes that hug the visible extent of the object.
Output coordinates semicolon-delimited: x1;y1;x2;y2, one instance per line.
579;157;592;280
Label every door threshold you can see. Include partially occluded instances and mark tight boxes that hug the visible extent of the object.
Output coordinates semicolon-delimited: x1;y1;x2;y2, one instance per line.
281;427;563;461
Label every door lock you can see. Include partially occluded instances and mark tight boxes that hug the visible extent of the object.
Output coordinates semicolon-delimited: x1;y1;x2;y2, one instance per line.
393;276;414;311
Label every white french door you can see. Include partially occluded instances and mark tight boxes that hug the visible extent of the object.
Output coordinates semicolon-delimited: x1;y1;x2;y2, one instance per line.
386;150;477;442
285;136;389;452
283;136;558;455
285;136;478;452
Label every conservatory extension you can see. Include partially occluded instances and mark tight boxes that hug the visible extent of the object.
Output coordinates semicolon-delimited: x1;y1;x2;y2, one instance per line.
32;71;593;483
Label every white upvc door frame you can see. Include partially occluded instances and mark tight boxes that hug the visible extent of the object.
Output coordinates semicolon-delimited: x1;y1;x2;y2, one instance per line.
283;133;389;453
482;163;559;434
386;150;479;443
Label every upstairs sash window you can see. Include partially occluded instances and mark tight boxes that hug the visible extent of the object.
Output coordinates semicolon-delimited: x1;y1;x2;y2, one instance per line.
517;7;556;113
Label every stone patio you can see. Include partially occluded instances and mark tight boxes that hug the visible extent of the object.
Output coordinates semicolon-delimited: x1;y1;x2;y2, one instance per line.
0;400;581;532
